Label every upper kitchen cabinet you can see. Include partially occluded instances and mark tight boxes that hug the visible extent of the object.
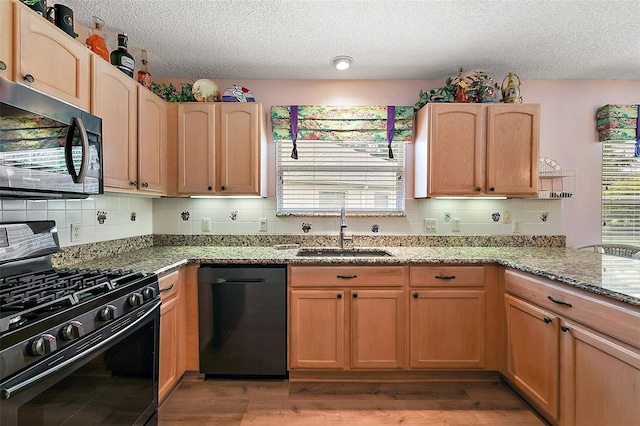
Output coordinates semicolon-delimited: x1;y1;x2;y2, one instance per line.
177;103;217;194
91;56;138;191
0;0;14;79
12;0;90;110
138;86;166;194
415;103;539;197
176;102;266;196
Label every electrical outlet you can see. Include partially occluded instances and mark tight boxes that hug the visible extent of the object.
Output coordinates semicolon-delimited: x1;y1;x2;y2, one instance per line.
423;218;437;232
513;220;521;233
202;218;211;232
503;210;512;224
452;218;461;232
259;218;267;232
70;223;81;242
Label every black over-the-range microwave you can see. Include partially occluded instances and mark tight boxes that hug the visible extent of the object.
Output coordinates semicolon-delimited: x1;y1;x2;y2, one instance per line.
0;79;103;199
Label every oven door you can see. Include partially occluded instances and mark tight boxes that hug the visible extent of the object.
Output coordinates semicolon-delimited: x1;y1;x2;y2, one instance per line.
0;300;160;426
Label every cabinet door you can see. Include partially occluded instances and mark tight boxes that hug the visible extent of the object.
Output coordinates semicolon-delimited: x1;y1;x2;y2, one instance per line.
218;103;260;195
0;0;13;80
290;290;345;369
350;289;404;369
504;294;559;421
158;269;183;402
560;320;640;426
177;103;216;194
138;87;165;194
486;105;539;196
16;3;90;110
410;289;486;369
91;56;138;190
427;104;485;196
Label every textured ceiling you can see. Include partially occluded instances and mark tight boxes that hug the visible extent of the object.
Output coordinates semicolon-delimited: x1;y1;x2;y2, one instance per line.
63;0;640;80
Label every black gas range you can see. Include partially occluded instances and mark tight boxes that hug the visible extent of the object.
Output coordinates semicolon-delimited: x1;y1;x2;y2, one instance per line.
0;221;160;426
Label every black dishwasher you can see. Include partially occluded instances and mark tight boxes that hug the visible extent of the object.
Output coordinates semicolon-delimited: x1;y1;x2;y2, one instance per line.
198;265;287;378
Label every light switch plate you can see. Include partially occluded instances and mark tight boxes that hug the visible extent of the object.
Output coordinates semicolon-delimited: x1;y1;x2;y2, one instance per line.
259;218;267;232
503;210;512;224
513;220;521;233
202;218;212;232
424;218;437;232
452;218;461;232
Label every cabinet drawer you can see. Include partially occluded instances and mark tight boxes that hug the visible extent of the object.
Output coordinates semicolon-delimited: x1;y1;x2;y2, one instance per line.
159;270;180;302
289;266;404;287
410;266;485;287
505;269;640;348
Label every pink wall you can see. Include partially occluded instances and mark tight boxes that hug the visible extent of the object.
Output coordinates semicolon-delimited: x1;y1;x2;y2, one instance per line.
158;77;640;247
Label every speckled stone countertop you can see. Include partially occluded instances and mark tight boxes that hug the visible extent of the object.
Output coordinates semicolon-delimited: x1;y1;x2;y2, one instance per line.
60;244;640;307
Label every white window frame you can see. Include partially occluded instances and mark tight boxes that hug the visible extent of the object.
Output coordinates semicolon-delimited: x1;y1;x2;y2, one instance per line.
275;139;406;216
602;140;640;245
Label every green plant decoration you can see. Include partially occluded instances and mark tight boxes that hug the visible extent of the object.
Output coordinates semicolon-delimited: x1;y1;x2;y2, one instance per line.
415;69;501;111
150;82;196;102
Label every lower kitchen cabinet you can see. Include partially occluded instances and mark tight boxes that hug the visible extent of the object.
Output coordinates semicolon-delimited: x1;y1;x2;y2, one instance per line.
560;320;640;426
504;268;640;425
410;289;486;369
350;289;404;369
504;293;560;421
289;289;345;369
288;266;404;372
158;268;185;403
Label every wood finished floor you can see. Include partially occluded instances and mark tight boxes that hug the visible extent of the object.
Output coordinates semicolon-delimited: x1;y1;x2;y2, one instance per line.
158;374;545;425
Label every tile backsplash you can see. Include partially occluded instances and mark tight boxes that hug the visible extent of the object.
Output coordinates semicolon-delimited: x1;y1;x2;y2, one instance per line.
0;195;562;247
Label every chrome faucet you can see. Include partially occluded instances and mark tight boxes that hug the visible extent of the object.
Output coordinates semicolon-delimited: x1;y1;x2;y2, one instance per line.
339;207;352;249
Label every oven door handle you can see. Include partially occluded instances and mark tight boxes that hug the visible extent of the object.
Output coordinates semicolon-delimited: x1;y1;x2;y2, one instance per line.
0;299;160;401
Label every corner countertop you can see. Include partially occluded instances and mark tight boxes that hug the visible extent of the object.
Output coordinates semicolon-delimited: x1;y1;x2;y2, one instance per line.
62;245;640;307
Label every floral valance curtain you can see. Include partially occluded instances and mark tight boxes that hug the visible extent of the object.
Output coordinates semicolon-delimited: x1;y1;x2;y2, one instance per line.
271;105;414;159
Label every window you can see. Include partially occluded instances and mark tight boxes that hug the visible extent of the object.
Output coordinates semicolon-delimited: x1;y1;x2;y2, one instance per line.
276;139;405;214
602;139;640;245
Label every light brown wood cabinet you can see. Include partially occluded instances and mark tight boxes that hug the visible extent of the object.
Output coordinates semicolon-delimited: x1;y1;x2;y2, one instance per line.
415;103;539;197
137;86;166;194
12;0;90;110
158;268;186;403
176;102;266;196
91;56;139;191
409;266;488;369
504;269;640;425
288;266;405;371
0;0;14;80
504;293;560;421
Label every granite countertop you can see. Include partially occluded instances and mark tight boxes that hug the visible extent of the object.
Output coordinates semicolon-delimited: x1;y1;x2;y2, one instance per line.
64;245;640;307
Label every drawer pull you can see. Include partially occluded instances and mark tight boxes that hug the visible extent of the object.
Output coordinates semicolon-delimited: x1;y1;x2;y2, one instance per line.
337;275;357;279
337;294;342;299
561;325;570;332
544;316;553;324
159;284;175;292
23;74;34;83
352;293;358;298
413;292;419;299
435;275;456;280
548;296;572;307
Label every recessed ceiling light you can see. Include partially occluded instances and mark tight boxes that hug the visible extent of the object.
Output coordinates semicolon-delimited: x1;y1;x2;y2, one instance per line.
332;56;353;71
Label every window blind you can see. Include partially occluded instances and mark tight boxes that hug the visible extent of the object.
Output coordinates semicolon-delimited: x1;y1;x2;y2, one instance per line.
276;139;405;214
602;139;640;244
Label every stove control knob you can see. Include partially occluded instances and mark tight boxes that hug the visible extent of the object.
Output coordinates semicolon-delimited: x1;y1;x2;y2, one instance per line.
142;287;156;300
127;293;144;307
29;334;57;357
61;321;83;341
98;305;117;321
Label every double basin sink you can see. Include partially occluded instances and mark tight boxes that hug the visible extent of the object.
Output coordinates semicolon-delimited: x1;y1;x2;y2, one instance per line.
296;248;393;258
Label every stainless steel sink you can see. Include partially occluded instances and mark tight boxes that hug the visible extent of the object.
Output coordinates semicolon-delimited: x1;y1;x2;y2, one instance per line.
295;248;393;257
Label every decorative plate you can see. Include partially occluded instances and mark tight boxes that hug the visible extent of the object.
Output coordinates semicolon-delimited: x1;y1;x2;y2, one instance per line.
192;79;220;102
222;85;255;102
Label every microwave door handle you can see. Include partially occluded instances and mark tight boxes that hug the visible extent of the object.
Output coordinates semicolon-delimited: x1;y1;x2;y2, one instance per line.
64;117;89;183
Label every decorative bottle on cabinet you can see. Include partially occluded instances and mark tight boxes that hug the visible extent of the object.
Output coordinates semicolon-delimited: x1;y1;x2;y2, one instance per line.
85;16;109;61
137;49;152;89
110;33;135;77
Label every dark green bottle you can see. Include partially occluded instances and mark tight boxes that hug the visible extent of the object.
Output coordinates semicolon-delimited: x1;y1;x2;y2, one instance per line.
110;33;135;77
